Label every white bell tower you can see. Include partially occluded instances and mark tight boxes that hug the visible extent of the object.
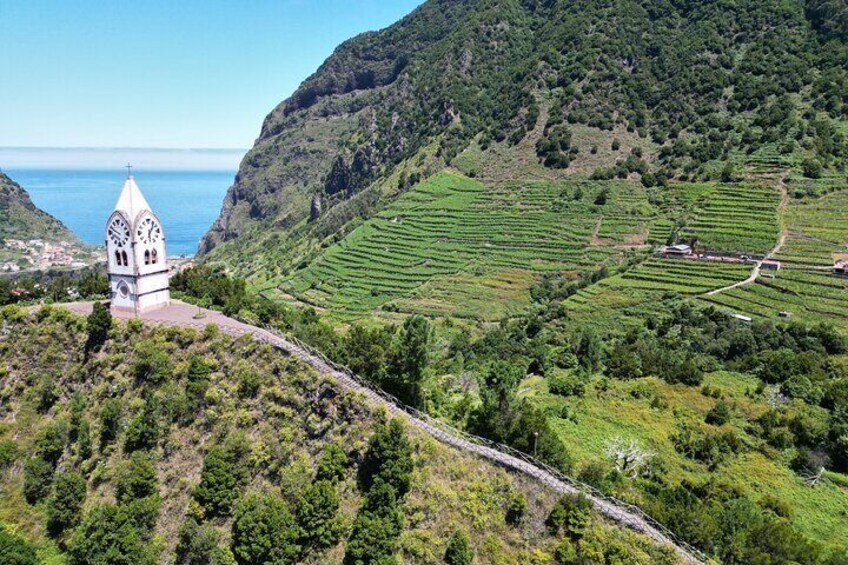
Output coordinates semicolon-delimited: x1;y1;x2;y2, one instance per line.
105;166;170;313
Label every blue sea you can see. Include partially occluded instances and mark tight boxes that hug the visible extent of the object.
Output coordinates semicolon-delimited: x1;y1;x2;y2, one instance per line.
6;169;234;256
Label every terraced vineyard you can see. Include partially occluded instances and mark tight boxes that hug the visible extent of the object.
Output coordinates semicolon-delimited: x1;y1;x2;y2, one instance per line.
704;189;848;328
278;172;664;320
679;182;781;255
606;258;753;294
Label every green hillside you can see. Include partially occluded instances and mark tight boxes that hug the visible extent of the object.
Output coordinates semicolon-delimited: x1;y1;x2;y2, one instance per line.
200;0;846;273
186;1;848;562
0;172;94;273
0;172;74;243
0;305;683;564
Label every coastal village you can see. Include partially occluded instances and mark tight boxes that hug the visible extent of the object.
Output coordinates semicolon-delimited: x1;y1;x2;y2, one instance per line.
0;237;100;273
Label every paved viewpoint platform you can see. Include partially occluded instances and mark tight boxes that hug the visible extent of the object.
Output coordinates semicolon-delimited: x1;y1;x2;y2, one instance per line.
63;300;256;334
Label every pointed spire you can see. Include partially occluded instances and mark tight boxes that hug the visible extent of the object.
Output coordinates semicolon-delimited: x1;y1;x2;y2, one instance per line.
113;167;151;221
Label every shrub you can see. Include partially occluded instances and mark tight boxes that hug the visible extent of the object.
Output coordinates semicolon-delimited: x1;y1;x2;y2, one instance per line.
296;480;342;550
705;401;732;426
175;516;228;565
505;491;527;525
316;444;348;483
555;538;577;564
85;301;112;351
0;439;17;469
360;419;414;496
36;373;60;412
444;530;473;565
548;373;586;397
0;529;37;565
116;451;159;503
47;471;87;536
100;398;122;446
23;456;54;503
546;493;592;539
231;493;301;565
235;365;263;399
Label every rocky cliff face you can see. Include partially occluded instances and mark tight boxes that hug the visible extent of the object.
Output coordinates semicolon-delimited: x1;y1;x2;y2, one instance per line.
199;0;847;270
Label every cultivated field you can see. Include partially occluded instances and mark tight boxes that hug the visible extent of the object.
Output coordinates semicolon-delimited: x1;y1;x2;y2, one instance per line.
278;172;666;320
703;189;848;328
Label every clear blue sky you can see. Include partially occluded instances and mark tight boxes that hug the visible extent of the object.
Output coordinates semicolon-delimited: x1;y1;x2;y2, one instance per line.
0;0;423;149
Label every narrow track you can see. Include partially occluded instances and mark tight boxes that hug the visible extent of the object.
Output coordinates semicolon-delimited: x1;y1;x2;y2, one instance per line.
705;175;790;297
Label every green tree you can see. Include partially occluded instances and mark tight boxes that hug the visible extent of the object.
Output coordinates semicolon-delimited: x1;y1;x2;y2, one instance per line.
116;451;159;503
68;503;158;565
344;479;404;565
360;419;414;496
546;493;593;540
23;456;54;504
34;423;66;465
185;355;214;418
175;516;229;565
76;419;92;461
194;437;251;518
0;529;38;565
394;315;432;405
231;492;301;565
86;301;112;351
132;340;173;383
100;397;122;446
444;530;473;565
296;480;342;550
47;471;87;536
124;397;160;452
801;157;823;179
316;444;348;483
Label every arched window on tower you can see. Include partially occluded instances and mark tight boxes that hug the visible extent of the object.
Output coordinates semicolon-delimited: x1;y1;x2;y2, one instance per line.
121;251;128;266
151;249;158;264
114;250;122;266
144;250;151;265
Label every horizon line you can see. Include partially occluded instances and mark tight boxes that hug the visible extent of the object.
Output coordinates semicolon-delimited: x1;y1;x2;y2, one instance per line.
0;146;249;152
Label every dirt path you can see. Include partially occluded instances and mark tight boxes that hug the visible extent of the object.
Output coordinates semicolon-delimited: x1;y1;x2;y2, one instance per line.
58;299;707;564
705;176;789;297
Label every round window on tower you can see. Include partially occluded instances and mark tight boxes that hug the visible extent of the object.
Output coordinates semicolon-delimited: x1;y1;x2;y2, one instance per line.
117;281;129;299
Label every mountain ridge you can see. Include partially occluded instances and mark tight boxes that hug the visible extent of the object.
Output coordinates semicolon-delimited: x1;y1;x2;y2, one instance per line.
199;0;846;307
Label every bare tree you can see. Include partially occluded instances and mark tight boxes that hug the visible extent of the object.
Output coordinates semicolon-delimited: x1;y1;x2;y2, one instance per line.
604;436;655;478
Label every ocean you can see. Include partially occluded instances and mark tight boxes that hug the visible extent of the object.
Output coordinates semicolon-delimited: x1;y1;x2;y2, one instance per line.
5;168;235;257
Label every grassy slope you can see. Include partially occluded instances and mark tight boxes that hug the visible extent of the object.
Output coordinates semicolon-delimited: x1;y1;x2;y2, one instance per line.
522;371;848;549
0;305;680;564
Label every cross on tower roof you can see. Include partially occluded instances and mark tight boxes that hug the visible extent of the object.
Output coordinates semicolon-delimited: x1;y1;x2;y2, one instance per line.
126;163;133;178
